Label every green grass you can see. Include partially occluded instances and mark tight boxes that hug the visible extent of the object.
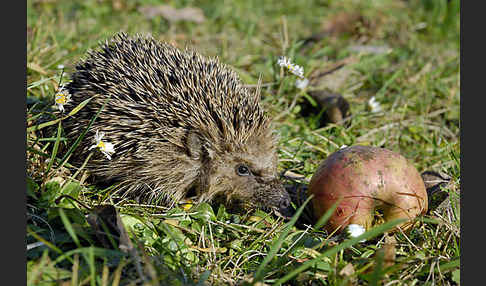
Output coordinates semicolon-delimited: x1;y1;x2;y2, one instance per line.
27;0;460;285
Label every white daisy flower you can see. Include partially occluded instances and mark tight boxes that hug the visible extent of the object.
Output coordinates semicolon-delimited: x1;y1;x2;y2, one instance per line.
89;130;116;160
54;86;71;113
278;56;305;78
295;77;309;90
367;96;382;113
346;224;366;242
277;56;291;68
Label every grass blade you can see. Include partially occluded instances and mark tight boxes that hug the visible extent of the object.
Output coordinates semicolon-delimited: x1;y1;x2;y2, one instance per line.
369;247;385;286
45;120;62;175
273;219;405;285
253;195;312;283
26;226;64;255
58;208;81;247
67;96;94;117
58;96;109;167
27;76;56;90
52;247;125;266
26;96;94;132
27;250;50;286
88;246;96;286
71;254;79;286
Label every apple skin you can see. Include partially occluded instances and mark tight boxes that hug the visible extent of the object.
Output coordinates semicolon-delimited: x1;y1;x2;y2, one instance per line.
309;145;427;233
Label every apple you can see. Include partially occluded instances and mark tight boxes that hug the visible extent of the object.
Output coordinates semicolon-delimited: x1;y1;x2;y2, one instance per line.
309;145;427;233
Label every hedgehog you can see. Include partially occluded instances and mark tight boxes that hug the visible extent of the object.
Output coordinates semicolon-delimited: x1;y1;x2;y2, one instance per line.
61;32;291;215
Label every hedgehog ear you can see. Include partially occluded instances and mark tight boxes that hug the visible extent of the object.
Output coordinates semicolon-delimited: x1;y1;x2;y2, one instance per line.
187;131;215;161
186;131;204;161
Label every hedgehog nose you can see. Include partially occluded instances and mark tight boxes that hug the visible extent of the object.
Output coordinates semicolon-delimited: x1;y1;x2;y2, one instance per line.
278;192;293;218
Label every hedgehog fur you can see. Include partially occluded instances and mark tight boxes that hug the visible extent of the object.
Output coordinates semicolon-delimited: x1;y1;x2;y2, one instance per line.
62;33;291;213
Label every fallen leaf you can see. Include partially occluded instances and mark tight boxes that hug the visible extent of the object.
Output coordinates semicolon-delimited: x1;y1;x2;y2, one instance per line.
323;11;364;36
339;263;355;276
86;205;134;253
302;11;368;45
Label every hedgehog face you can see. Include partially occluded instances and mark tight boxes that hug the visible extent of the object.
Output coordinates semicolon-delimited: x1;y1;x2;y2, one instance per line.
201;149;292;217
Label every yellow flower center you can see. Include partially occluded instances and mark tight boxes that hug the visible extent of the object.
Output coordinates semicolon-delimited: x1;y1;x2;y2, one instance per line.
97;141;106;150
56;94;67;104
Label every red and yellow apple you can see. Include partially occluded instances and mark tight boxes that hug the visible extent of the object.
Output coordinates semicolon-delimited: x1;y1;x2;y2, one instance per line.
309;145;427;233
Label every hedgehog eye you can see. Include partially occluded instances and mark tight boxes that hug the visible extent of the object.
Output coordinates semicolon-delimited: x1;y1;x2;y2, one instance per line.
236;164;251;176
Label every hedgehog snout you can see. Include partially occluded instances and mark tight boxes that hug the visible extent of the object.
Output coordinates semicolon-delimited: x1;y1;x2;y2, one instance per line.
255;178;292;217
276;186;293;218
